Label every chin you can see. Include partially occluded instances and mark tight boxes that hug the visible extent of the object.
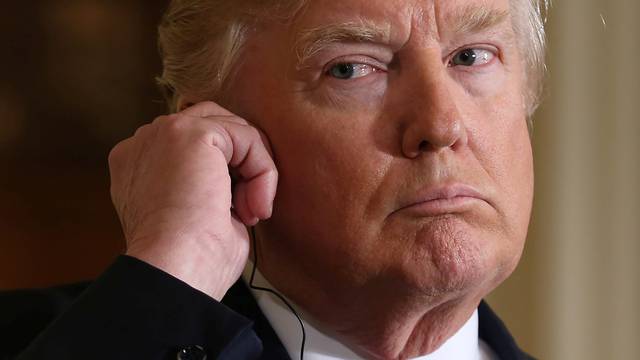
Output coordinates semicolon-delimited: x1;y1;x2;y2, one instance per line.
400;215;521;300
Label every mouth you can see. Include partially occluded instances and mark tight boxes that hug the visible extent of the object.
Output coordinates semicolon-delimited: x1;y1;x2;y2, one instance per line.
393;184;490;217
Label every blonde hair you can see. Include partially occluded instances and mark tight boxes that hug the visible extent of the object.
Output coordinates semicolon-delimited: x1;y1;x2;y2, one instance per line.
157;0;548;116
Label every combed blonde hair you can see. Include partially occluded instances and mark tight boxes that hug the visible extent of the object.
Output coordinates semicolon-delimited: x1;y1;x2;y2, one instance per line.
157;0;548;117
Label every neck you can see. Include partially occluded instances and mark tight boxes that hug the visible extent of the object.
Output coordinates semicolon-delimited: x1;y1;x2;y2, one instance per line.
258;259;482;360
324;291;480;359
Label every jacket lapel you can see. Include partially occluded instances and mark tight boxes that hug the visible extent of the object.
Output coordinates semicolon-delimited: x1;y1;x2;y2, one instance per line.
222;281;292;359
478;300;535;360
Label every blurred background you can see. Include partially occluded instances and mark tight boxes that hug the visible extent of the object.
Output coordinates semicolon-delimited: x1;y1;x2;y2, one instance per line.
1;1;638;359
0;1;166;287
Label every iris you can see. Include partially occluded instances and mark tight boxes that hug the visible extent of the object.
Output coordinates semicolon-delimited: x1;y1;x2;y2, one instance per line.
452;49;478;66
329;63;355;79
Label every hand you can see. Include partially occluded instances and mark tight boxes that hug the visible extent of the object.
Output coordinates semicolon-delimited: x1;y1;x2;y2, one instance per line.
108;101;278;300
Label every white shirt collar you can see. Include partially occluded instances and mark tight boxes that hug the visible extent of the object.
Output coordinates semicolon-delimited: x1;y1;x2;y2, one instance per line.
242;263;495;360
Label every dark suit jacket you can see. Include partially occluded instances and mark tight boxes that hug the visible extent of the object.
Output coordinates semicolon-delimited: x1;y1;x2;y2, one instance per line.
0;256;534;359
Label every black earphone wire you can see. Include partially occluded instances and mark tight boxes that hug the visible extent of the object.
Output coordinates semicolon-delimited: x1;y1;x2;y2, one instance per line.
248;227;306;360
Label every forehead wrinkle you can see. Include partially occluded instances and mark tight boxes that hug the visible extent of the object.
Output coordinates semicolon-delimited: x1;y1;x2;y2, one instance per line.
294;19;391;69
448;4;510;35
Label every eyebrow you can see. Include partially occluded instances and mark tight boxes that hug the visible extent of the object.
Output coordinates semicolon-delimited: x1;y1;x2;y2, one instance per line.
294;20;391;68
293;6;510;68
449;5;510;35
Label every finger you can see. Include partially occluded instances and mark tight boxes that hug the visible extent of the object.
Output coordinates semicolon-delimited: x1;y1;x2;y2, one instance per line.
154;113;278;223
232;181;258;226
214;122;278;222
214;117;276;159
191;120;277;222
180;101;273;155
181;101;257;128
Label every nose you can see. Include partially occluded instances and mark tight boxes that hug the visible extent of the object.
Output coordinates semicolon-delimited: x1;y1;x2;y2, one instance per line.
399;59;467;158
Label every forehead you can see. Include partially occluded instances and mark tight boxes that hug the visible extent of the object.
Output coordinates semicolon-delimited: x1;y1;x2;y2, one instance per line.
291;0;512;43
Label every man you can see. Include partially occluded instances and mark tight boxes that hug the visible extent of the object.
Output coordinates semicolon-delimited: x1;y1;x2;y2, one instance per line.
1;0;545;358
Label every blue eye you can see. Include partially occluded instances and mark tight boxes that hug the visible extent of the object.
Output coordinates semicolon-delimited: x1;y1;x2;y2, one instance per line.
330;63;355;79
450;48;494;67
327;63;376;80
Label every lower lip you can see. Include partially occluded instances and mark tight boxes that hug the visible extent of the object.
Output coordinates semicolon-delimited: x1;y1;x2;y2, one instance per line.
398;196;485;216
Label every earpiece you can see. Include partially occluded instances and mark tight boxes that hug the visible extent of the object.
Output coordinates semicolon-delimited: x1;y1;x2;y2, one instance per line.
249;227;307;360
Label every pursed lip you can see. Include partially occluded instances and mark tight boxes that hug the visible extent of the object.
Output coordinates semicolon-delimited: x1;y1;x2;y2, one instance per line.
393;183;490;216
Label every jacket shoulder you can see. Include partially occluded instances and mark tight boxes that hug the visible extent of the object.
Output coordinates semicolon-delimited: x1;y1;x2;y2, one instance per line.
1;256;263;360
0;282;90;358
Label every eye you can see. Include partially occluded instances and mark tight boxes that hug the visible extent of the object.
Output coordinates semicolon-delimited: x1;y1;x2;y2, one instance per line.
449;48;495;67
326;63;377;80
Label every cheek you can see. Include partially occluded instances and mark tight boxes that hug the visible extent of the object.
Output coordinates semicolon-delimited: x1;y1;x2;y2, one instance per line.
270;81;391;207
260;103;397;285
450;62;507;98
279;117;377;209
493;124;533;280
309;76;388;111
266;99;390;238
509;124;534;235
473;94;533;239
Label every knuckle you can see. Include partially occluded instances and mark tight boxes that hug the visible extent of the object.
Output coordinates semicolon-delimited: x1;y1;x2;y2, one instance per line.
245;124;261;140
225;114;248;125
251;126;272;148
208;126;230;150
108;142;124;167
198;100;231;115
267;166;279;181
133;123;151;137
151;114;171;127
158;114;190;137
199;100;219;108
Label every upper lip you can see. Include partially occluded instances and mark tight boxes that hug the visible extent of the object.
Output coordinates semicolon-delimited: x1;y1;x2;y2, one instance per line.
394;183;489;212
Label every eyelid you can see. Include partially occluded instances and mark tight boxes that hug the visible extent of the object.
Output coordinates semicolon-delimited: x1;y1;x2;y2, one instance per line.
322;55;388;76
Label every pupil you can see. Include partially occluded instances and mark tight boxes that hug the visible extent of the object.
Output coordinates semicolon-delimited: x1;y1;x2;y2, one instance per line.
332;63;354;79
457;50;477;65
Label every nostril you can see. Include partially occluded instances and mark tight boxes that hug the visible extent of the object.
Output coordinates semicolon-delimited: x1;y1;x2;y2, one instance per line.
418;140;429;152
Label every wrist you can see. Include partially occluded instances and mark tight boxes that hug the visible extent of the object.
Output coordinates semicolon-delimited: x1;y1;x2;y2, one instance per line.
126;242;240;301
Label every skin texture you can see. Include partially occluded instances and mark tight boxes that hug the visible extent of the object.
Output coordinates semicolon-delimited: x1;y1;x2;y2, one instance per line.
230;0;533;357
110;103;278;300
109;0;534;358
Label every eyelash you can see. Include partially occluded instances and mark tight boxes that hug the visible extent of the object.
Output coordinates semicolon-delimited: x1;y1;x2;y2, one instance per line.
325;63;379;80
447;47;498;68
323;56;386;81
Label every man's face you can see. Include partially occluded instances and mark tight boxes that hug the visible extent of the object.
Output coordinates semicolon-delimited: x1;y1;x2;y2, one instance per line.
231;0;533;310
